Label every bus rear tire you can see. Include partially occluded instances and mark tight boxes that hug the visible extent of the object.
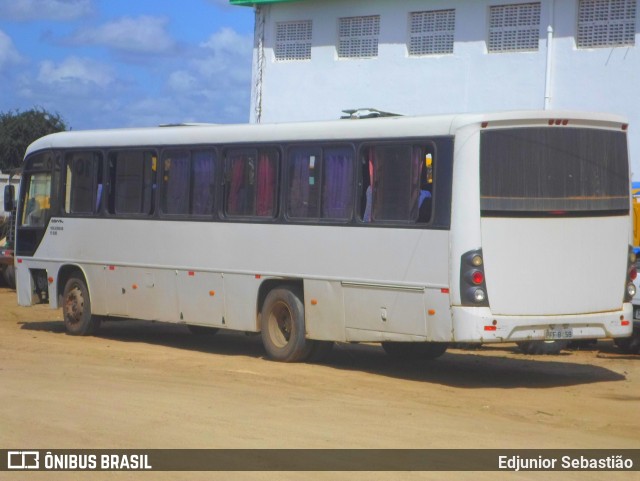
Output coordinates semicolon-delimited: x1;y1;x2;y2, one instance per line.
516;340;568;355
260;287;313;362
62;276;100;336
382;342;448;360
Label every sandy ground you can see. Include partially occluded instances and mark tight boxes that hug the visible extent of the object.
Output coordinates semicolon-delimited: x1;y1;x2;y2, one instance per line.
0;286;638;481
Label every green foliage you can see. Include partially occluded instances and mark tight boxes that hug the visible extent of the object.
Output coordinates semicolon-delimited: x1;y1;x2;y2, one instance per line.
0;107;68;172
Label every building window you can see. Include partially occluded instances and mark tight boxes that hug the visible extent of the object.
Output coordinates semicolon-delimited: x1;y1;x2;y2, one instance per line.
409;9;455;55
338;15;380;58
488;3;541;52
577;0;636;48
275;20;312;61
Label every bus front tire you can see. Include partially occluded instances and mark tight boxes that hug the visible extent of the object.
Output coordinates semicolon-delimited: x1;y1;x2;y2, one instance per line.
260;287;313;362
62;276;100;336
382;342;448;360
516;340;568;355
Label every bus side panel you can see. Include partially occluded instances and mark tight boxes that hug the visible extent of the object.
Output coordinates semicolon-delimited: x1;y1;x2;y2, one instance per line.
129;268;179;323
342;286;452;342
103;266;179;322
343;286;427;339
304;279;346;342
104;266;131;317
425;287;454;341
176;270;225;328
223;274;260;332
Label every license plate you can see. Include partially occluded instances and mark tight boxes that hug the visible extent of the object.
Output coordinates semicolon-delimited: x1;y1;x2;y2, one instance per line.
634;308;640;320
545;328;573;340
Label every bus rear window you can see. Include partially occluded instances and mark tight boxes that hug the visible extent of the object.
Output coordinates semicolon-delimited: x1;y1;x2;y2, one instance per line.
480;128;629;214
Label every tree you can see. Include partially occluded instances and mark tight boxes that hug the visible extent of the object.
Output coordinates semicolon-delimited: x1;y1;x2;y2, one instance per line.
0;108;68;172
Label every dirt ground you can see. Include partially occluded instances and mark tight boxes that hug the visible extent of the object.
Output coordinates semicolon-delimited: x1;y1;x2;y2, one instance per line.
0;285;638;481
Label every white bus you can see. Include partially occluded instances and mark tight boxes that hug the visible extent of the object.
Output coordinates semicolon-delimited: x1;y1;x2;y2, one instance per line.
6;111;635;361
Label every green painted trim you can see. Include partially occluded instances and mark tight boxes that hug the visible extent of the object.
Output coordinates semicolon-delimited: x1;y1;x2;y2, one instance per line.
230;0;305;6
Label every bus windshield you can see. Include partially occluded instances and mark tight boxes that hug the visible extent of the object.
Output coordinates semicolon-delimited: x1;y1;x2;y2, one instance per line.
480;127;629;214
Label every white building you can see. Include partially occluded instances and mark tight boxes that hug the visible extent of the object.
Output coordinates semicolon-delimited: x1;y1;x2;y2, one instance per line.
231;0;640;175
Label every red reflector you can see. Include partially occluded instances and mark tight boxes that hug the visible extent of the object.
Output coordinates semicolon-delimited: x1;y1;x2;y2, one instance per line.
484;326;497;331
472;271;484;285
441;288;449;294
622;320;630;326
188;271;195;277
548;119;554;125
630;267;637;281
562;119;569;125
555;119;562;125
17;259;23;264
108;265;115;271
622;124;629;131
481;121;489;128
255;275;262;279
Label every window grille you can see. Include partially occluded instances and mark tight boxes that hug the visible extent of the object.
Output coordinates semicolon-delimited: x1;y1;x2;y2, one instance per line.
577;0;636;48
275;20;312;61
338;15;380;58
488;3;541;52
409;9;455;55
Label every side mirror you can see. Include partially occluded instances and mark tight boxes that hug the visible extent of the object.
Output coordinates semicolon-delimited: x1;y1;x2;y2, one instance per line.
4;185;15;213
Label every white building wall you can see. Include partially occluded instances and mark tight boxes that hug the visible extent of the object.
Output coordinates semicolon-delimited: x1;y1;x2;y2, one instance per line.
248;0;640;176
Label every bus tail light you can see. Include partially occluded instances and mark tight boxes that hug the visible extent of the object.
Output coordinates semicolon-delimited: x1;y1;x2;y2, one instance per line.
624;246;637;302
460;249;489;307
471;271;484;285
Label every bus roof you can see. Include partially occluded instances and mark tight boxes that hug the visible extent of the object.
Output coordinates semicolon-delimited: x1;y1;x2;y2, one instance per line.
25;110;628;156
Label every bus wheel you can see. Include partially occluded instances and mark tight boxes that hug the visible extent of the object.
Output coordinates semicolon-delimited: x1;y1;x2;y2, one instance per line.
261;287;313;362
516;340;568;355
62;276;100;336
382;342;448;360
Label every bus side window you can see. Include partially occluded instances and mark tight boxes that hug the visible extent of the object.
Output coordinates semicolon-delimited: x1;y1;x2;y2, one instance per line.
191;150;216;215
64;151;103;215
359;144;433;224
225;148;278;218
107;150;156;216
321;146;354;220
161;150;190;215
288;145;353;221
288;147;321;219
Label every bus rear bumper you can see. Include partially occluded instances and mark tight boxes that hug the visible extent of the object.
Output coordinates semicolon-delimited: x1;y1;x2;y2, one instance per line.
451;304;634;343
